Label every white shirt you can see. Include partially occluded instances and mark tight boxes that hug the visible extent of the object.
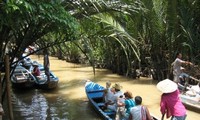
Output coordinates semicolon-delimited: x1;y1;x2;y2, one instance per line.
114;91;124;103
130;105;143;120
105;88;114;103
107;91;124;111
173;58;184;76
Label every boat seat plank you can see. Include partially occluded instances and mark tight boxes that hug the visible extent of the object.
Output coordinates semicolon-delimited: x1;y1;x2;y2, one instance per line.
104;110;115;116
97;102;105;107
87;89;105;93
88;92;104;99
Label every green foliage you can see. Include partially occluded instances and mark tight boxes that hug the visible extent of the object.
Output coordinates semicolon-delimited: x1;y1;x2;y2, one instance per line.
0;0;80;60
1;0;200;79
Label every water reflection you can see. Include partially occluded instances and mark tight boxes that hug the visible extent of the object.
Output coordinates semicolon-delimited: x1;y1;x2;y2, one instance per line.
12;89;69;120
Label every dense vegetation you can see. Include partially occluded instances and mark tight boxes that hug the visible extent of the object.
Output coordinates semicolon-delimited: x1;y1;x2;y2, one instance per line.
0;0;200;81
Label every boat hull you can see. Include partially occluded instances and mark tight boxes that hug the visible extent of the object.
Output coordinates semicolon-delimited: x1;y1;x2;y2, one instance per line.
11;80;35;89
180;94;200;113
35;79;58;89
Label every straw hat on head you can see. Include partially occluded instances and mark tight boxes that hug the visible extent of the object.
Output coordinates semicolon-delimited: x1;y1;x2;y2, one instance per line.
156;79;178;93
112;83;122;90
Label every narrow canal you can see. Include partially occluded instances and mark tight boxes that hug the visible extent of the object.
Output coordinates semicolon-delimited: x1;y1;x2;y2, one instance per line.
5;55;199;120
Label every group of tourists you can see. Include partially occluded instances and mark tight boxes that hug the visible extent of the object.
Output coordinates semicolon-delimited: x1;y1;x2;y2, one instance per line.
103;81;152;120
102;79;189;120
101;51;200;120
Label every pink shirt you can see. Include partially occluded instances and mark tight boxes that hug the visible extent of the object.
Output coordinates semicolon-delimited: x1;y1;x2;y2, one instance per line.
160;90;186;118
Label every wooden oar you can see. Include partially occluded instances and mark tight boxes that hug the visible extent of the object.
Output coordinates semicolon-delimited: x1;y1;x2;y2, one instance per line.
161;113;165;120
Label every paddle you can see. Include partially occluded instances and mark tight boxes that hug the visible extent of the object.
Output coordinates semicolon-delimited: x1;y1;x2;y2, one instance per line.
161;113;165;120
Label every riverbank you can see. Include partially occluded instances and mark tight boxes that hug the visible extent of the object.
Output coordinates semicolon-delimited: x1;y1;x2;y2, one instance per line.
31;55;199;120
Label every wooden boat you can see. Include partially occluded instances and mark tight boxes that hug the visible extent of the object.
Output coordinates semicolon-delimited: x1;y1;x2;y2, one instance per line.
178;79;200;113
11;65;36;89
85;81;115;120
85;81;159;120
180;93;200;113
32;62;59;89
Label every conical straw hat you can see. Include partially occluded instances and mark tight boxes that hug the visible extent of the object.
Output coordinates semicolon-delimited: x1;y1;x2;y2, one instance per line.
156;79;178;93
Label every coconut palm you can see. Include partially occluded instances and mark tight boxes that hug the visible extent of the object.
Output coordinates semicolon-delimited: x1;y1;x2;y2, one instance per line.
0;0;79;64
1;0;200;80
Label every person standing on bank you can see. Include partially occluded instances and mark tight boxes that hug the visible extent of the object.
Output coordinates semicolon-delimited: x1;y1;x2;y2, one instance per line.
172;52;193;83
157;79;187;120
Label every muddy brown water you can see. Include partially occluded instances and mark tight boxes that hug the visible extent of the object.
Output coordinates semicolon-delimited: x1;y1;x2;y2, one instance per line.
9;55;199;120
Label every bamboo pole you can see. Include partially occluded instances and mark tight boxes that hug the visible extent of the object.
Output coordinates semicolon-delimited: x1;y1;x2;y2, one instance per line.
5;55;13;120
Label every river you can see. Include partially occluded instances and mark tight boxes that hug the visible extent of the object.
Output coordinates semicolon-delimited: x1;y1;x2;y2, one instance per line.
7;55;200;120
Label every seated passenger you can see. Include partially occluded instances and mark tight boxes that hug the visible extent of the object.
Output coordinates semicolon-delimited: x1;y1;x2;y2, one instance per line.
129;96;152;120
179;67;190;86
104;81;114;104
118;91;135;119
107;83;124;112
116;94;125;120
32;64;41;76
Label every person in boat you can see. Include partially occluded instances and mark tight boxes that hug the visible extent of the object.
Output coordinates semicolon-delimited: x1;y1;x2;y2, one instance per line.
157;79;187;120
116;94;126;120
129;96;152;120
105;83;124;120
179;67;189;85
172;52;193;84
117;91;135;120
178;67;191;91
104;81;114;104
178;67;199;92
107;83;124;111
32;63;41;76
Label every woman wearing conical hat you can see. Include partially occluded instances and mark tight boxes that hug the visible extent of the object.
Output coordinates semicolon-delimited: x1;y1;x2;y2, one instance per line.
157;79;187;120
